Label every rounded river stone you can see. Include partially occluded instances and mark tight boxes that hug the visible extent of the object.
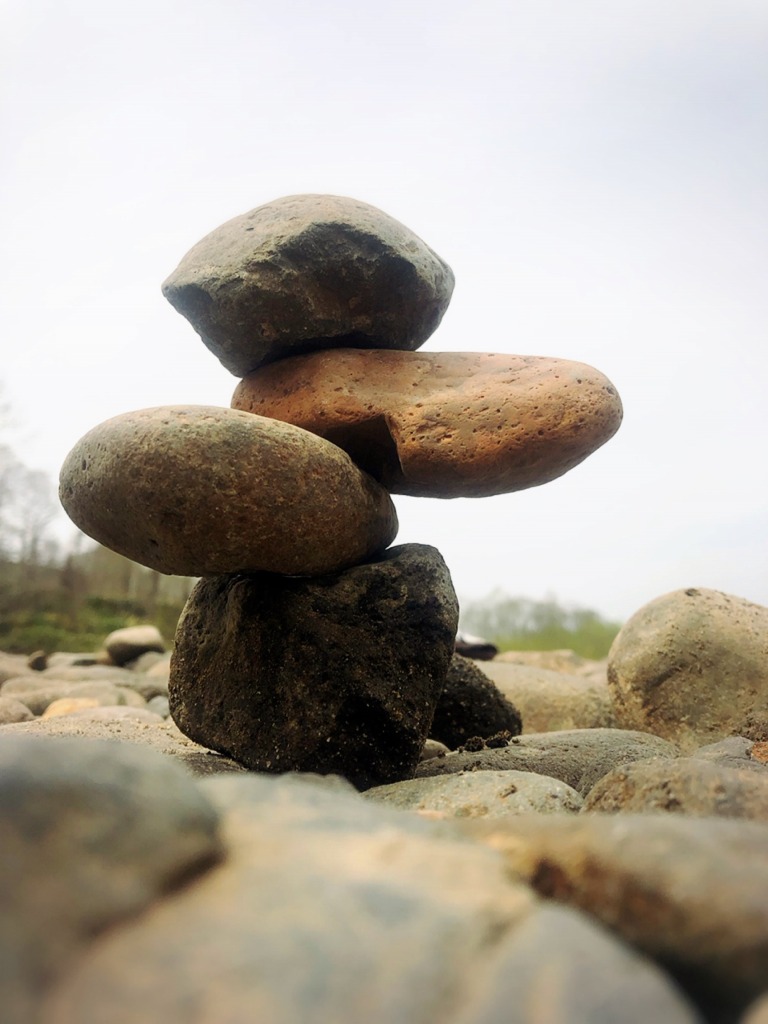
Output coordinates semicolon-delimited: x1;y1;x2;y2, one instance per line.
59;406;398;577
232;349;622;497
162;194;455;376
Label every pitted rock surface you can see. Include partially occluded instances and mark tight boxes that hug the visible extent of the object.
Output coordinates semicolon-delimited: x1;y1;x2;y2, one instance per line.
170;545;459;789
232;349;623;497
162;194;455;376
59;405;398;577
608;588;768;750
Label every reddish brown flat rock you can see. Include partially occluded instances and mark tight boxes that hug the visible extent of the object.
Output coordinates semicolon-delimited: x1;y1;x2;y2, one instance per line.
232;349;623;497
162;194;455;376
59;406;398;577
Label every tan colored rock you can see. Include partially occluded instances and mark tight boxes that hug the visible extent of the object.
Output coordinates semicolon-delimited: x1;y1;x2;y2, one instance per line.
232;349;622;497
104;625;165;666
42;697;102;718
608;588;768;750
478;660;615;733
162;194;455;376
59;406;398;577
583;757;768;820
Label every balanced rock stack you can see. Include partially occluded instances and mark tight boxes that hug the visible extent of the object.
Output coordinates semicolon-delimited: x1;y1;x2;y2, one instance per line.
59;194;622;788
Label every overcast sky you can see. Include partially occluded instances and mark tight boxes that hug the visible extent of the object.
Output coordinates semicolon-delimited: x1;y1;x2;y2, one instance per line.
2;0;767;621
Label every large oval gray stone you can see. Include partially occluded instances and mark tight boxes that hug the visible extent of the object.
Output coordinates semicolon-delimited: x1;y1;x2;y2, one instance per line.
59;405;398;577
162;194;455;376
170;544;459;789
608;588;768;749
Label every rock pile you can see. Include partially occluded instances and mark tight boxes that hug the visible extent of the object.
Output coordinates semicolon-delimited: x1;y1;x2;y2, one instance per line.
58;193;622;786
3;579;768;1020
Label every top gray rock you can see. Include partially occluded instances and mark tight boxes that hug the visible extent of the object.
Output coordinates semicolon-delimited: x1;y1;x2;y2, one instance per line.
161;194;455;376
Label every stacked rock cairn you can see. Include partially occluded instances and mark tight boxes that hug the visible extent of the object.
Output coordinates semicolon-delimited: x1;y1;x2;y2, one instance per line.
59;194;623;789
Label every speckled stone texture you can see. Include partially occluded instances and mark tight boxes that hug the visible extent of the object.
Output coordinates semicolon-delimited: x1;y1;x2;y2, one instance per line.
59;405;398;577
162;194;455;376
232;349;623;497
169;544;459;789
608;588;768;750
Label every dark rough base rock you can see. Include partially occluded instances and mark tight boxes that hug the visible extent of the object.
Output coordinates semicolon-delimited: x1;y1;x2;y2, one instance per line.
583;756;768;820
608;588;768;750
430;654;523;749
170;544;459;789
42;773;699;1024
415;728;678;797
463;813;768;1021
161;193;455;376
0;734;221;1024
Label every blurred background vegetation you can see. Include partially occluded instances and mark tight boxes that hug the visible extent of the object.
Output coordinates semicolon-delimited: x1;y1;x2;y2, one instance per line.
0;388;621;658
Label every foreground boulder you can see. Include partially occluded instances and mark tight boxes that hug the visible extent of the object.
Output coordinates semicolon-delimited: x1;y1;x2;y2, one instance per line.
232;349;623;497
162;194;455;376
0;735;221;1023
608;588;768;749
41;772;700;1024
170;545;459;788
59;405;398;577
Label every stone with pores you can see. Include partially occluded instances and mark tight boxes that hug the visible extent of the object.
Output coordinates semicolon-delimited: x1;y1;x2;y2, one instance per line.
59;405;398;577
232;349;623;497
162;194;455;376
170;545;459;789
608;588;768;750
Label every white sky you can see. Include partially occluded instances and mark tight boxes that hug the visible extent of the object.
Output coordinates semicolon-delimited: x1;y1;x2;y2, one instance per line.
1;0;767;621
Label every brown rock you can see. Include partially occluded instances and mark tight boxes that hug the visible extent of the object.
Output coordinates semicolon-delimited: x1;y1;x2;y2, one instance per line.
583;756;768;819
463;813;768;1017
608;588;768;750
232;349;623;497
42;698;102;718
59;405;398;577
162;194;455;376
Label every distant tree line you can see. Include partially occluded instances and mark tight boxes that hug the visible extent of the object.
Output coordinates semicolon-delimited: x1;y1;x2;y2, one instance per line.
460;590;622;659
